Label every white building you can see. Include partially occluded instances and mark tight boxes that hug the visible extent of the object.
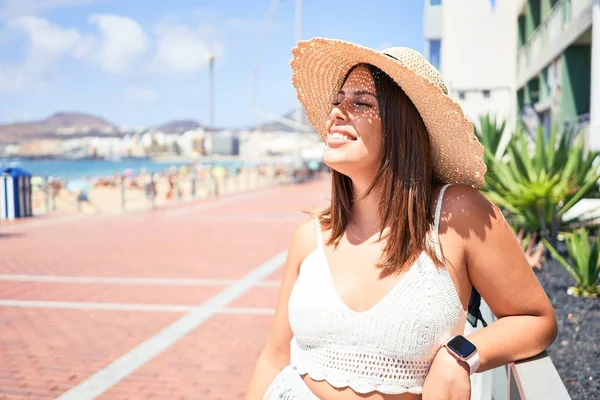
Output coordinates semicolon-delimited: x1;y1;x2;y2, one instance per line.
515;0;597;150
423;0;519;130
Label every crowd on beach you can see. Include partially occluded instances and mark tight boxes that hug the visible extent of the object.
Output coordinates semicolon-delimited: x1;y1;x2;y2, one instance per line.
30;159;326;216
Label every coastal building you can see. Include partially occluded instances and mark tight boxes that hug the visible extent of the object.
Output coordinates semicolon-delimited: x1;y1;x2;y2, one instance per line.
15;140;63;156
423;0;518;130
178;129;207;157
516;0;597;149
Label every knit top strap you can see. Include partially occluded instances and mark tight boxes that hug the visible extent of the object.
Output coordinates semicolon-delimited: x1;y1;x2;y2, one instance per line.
434;184;452;232
315;218;324;250
432;184;452;258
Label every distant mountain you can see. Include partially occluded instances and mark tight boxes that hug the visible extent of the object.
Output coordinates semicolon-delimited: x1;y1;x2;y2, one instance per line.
0;112;116;144
0;109;312;145
43;112;115;129
156;119;202;133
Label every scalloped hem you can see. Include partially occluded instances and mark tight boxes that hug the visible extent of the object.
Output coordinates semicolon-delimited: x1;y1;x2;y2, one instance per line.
295;365;424;395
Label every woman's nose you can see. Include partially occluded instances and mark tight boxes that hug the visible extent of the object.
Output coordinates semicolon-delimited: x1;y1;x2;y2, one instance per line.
329;102;348;122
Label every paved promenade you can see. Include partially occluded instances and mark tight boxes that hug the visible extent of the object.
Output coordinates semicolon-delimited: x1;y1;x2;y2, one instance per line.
0;177;330;399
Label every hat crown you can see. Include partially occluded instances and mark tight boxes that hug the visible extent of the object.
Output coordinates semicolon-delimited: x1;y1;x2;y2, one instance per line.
381;47;448;95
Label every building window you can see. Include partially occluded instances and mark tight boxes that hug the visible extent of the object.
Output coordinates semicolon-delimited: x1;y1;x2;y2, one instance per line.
518;15;526;48
563;0;571;23
428;40;441;70
483;90;490;98
458;91;466;100
541;68;550;99
430;0;442;5
549;58;560;98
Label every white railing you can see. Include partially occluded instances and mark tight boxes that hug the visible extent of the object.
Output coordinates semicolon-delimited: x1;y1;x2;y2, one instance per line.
508;352;571;399
563;112;591;131
570;0;593;20
546;2;564;45
471;301;571;400
528;26;544;65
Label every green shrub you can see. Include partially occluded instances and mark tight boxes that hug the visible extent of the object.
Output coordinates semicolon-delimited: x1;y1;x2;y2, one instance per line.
475;114;507;164
542;228;600;297
476;119;600;246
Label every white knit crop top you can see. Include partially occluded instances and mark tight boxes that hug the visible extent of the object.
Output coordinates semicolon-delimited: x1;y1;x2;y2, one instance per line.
287;184;467;395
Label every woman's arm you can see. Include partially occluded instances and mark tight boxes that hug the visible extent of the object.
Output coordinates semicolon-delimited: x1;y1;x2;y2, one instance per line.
244;218;316;399
456;186;557;370
424;185;557;399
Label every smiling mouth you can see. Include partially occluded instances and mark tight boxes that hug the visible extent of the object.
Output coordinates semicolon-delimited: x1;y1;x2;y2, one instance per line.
328;131;357;141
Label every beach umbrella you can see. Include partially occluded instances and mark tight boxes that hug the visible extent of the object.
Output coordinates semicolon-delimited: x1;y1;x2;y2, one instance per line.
123;168;135;177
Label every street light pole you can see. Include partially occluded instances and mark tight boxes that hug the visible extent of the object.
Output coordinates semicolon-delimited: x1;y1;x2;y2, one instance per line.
295;0;303;155
208;53;215;160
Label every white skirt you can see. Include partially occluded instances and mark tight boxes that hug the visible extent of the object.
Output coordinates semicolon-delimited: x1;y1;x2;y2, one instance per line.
263;365;320;399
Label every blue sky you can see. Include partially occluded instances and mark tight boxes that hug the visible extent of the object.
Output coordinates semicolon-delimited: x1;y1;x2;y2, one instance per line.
0;0;425;128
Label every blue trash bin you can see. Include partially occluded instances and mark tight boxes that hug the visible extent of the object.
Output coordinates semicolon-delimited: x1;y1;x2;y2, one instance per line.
1;167;33;220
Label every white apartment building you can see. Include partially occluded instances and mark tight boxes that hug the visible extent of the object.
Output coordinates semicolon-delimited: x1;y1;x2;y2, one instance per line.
516;0;598;151
423;0;519;130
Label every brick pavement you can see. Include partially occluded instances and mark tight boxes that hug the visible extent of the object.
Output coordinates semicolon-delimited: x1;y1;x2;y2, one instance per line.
0;177;331;399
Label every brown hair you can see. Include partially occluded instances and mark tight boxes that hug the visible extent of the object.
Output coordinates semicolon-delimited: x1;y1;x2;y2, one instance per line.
317;63;442;277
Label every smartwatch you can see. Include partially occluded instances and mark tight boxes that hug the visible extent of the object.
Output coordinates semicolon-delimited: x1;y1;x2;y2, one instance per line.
443;335;480;375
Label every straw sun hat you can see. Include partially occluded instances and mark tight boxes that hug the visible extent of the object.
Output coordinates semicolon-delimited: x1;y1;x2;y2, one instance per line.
290;38;486;189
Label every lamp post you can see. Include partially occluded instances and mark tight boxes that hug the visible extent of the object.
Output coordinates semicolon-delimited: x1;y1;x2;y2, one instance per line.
207;53;215;160
295;0;303;155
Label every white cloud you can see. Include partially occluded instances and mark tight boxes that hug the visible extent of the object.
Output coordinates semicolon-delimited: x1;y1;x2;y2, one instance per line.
81;14;149;74
124;86;156;103
0;0;98;21
0;13;223;92
0;16;81;91
9;16;81;65
150;22;220;73
378;42;393;51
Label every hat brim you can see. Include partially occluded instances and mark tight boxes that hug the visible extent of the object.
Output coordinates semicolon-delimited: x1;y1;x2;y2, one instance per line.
290;38;486;189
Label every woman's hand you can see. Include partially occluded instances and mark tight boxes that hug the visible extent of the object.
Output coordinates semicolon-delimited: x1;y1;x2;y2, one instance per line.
422;347;471;400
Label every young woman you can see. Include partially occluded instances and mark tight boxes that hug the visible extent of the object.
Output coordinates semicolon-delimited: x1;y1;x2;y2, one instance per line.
245;38;557;400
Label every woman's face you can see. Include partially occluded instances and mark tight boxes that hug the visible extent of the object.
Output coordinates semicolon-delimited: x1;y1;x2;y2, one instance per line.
324;66;383;178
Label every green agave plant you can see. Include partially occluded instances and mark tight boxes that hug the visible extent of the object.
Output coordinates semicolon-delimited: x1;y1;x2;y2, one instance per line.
475;114;507;165
542;228;600;297
480;121;600;246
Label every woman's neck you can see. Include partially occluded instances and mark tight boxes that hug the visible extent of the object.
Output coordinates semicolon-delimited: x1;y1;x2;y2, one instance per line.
350;179;383;236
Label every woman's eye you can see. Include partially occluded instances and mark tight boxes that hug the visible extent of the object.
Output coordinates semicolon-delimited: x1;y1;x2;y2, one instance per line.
331;100;341;106
356;102;372;108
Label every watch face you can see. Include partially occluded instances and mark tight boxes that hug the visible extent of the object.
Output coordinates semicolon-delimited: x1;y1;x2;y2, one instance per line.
447;336;476;358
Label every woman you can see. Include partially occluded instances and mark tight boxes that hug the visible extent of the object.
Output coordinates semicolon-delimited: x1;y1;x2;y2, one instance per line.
245;38;557;399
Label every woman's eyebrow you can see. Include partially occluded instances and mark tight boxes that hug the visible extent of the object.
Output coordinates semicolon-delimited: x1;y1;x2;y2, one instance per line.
337;89;377;97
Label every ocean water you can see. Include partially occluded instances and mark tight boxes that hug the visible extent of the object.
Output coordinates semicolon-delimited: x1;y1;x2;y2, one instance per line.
0;158;243;180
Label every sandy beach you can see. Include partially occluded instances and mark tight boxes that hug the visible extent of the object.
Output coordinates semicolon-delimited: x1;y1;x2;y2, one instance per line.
29;164;292;216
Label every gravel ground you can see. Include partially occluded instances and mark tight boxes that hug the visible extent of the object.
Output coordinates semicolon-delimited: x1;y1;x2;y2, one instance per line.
535;259;599;400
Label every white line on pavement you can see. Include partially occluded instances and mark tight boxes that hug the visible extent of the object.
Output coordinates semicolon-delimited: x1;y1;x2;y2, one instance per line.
55;250;287;400
0;299;275;315
0;274;281;287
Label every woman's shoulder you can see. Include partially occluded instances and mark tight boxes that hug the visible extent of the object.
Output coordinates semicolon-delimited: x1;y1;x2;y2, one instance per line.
292;216;320;243
436;184;495;211
287;215;321;266
436;183;502;236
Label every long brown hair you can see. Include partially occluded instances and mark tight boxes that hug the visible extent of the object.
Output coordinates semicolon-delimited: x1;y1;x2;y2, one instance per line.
317;63;442;277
